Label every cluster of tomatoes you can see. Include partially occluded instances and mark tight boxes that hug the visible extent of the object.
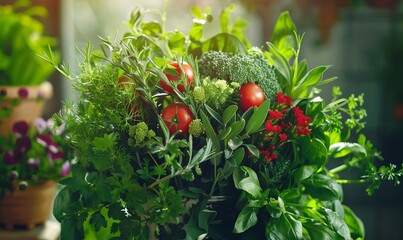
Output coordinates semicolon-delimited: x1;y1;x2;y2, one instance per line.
123;61;267;136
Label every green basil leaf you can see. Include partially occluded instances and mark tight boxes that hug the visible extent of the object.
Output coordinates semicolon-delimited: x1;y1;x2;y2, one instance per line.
140;21;162;37
291;165;318;184
168;31;186;53
233;206;258;234
320;208;351;239
267;213;303;240
245;99;270;134
303;221;344;240
302;137;328;167
329;142;367;158
302;174;343;201
343;205;365;238
280;188;301;202
233;166;262;198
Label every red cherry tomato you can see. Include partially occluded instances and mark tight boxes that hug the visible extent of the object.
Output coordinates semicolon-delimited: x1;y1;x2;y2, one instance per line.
161;103;193;135
239;82;265;111
160;62;194;94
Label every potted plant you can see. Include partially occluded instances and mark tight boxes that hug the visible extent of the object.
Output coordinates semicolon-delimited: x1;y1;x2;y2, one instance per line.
0;117;72;229
43;3;402;239
0;0;58;137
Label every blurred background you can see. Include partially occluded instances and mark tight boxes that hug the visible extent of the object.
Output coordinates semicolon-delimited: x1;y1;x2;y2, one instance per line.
2;0;402;239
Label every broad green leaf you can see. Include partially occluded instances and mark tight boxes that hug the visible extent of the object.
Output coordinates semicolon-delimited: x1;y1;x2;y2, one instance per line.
200;110;222;165
302;174;343;201
53;187;71;221
198;209;217;231
292;165;318;184
61;216;85;240
297;65;330;89
140;21;162;37
295;59;308;83
343;205;365;238
268;197;285;218
320;208;351;239
303;221;344;240
233;207;258;233
219;4;235;33
267;42;292;83
218;127;232;140
267;213;303;240
270;11;297;61
245;144;259;157
190;6;205;19
329;142;367;158
168;31;186;53
228;137;243;150
228;147;245;167
222;105;238;125
189;24;203;43
302;137;328;167
292;65;330;98
204;104;223;125
233;166;262;198
245;99;270;134
280;188;301;202
200;33;247;54
225;119;245;141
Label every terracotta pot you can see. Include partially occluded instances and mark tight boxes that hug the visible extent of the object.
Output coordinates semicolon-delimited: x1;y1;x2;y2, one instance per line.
0;180;57;230
0;82;53;137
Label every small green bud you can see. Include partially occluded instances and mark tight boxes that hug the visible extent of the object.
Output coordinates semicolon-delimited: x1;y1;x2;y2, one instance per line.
18;181;28;191
193;86;207;103
189;119;204;137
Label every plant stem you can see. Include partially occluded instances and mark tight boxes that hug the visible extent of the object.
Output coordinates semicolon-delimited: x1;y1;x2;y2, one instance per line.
147;168;188;189
329;158;360;174
335;178;369;184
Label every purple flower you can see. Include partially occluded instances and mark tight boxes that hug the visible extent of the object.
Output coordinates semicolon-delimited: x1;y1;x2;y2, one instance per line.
12;121;29;137
34;118;48;133
48;149;64;161
16;137;32;153
3;151;21;165
18;87;29;98
61;161;71;176
36;134;55;147
28;158;40;170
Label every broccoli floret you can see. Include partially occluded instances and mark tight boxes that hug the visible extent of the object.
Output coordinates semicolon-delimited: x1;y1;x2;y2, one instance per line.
197;51;281;101
189;119;204;137
199;77;239;109
128;122;156;146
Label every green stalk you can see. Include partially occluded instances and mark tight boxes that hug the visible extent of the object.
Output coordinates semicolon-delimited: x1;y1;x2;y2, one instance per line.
335;179;369;184
328;158;360;174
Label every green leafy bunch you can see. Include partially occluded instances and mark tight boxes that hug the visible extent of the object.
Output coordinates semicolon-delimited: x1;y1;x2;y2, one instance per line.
41;2;403;240
0;0;58;86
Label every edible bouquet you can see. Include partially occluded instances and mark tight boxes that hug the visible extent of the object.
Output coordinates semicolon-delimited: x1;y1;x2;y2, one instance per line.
43;4;402;240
